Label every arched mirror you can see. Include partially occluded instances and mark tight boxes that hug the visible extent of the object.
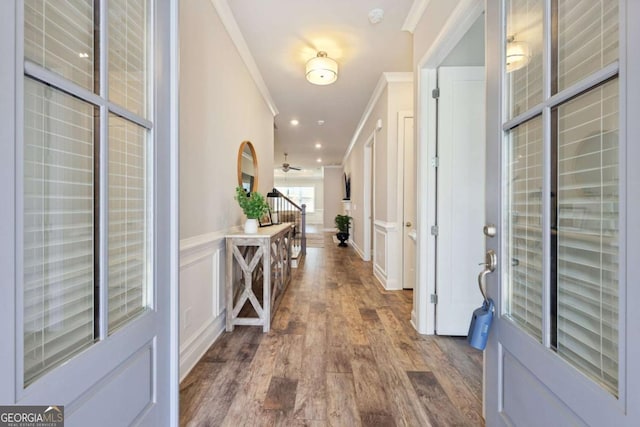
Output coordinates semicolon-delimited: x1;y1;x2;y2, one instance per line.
237;140;258;193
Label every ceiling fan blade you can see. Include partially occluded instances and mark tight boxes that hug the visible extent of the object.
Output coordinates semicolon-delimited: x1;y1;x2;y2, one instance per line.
290;166;302;171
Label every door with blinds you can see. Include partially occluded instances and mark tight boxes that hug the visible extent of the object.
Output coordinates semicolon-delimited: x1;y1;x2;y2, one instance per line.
0;1;177;425
484;0;639;425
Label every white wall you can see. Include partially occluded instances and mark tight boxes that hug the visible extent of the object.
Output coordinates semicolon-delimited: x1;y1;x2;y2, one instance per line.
440;14;485;67
323;166;344;230
343;74;413;289
179;0;275;380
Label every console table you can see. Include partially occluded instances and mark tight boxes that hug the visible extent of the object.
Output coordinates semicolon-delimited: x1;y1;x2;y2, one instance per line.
225;223;294;332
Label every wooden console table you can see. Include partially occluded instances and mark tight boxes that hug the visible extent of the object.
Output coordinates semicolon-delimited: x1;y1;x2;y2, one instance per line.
225;223;294;332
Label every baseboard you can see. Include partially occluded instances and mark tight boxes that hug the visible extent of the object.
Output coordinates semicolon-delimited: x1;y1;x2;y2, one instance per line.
373;264;387;289
179;311;226;382
351;239;366;260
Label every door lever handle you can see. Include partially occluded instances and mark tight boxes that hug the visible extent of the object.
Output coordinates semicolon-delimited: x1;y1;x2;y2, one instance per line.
477;250;497;304
405;222;412;227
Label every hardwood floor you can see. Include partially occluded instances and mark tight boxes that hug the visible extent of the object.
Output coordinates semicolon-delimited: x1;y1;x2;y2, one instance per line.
180;233;484;426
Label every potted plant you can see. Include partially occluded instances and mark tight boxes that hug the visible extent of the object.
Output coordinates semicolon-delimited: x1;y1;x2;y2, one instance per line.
334;214;352;247
235;186;269;233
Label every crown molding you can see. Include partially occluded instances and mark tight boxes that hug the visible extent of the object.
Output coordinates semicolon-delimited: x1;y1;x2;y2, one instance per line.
401;0;432;34
342;72;413;165
210;0;279;116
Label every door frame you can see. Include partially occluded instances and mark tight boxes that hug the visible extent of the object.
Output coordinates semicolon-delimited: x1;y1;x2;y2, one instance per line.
363;131;375;261
396;110;414;290
414;0;484;334
0;1;179;423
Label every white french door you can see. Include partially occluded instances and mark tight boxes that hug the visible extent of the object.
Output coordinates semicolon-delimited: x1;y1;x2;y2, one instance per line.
0;1;178;425
485;0;639;425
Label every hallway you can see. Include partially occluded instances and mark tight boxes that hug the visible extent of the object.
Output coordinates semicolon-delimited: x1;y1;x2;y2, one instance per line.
180;233;483;426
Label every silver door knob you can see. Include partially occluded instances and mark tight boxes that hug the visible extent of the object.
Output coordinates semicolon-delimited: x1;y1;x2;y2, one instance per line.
483;224;497;237
406;222;412;227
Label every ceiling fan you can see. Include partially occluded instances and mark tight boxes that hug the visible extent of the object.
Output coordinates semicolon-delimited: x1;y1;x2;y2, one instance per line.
281;153;301;172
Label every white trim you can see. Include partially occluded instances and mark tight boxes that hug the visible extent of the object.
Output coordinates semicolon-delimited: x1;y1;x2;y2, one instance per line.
350;239;366;261
416;0;484;69
169;0;181;423
373;221;401;291
396;110;414;291
210;0;278;116
363;132;375;262
415;0;484;335
342;72;413;164
179;312;225;382
0;0;16;405
179;233;226;381
374;220;398;231
402;0;432;34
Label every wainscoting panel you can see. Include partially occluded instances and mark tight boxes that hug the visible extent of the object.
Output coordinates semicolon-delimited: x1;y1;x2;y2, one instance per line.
179;231;228;380
373;221;400;290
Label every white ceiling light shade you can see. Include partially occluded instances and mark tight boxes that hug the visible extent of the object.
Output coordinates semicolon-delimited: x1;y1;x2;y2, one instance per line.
306;51;338;85
506;37;531;72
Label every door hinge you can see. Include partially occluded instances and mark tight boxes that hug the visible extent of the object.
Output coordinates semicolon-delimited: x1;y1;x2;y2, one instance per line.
432;88;440;99
430;225;439;236
431;157;439;167
430;294;438;304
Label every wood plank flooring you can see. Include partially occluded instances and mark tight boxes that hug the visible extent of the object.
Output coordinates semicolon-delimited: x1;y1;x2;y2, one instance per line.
180;233;484;426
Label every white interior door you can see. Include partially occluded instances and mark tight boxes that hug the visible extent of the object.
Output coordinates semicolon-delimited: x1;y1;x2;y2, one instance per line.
435;66;485;335
485;1;639;425
401;114;416;289
0;1;178;425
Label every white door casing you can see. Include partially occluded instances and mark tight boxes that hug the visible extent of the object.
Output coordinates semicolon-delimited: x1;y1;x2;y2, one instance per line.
484;1;639;425
399;112;416;290
363;132;375;262
435;66;485;336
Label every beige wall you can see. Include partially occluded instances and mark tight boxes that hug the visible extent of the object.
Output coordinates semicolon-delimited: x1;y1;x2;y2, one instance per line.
178;0;275;379
323;166;344;229
343;78;413;252
180;0;274;240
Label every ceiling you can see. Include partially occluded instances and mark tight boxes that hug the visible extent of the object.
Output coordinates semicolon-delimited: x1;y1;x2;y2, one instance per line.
227;0;415;172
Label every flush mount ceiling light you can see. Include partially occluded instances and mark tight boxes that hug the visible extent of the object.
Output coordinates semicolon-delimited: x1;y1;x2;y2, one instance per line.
506;36;531;72
306;51;338;85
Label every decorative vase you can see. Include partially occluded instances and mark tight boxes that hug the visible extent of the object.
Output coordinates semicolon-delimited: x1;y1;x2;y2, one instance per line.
244;218;258;234
336;232;349;247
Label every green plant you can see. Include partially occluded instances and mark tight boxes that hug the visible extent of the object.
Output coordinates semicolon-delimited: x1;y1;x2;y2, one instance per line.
334;214;352;233
235;186;269;219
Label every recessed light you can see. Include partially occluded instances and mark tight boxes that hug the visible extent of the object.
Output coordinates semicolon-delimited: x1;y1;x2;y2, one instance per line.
290;119;299;126
78;52;90;58
316;158;322;163
317;120;325;126
315;143;322;149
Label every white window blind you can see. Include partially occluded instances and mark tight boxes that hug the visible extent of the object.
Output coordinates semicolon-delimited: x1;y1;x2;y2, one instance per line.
558;0;618;92
24;0;94;91
22;0;152;386
506;0;543;119
556;78;619;395
108;115;149;333
504;0;620;397
506;116;544;340
109;0;148;118
23;78;96;386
